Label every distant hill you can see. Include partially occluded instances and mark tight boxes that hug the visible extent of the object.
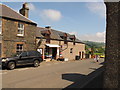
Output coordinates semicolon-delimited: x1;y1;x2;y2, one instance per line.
83;41;105;55
83;41;105;48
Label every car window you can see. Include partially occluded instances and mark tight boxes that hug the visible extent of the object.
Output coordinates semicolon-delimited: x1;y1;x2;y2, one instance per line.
35;51;42;56
20;52;27;57
28;51;33;56
28;51;35;56
28;51;41;56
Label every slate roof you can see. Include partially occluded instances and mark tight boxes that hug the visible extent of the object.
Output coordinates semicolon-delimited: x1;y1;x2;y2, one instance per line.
0;4;83;44
36;27;84;44
0;4;36;25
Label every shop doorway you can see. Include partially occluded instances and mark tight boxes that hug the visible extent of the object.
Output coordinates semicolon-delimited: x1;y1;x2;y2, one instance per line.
44;46;58;60
52;47;57;59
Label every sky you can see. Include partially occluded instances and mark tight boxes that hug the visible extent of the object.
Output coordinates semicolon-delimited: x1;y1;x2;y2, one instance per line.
2;1;106;42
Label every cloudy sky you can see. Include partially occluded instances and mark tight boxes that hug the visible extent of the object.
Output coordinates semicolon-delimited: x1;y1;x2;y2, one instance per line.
3;1;106;42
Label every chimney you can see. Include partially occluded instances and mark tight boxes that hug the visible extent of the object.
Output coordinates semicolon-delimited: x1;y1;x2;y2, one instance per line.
19;3;29;18
45;26;51;29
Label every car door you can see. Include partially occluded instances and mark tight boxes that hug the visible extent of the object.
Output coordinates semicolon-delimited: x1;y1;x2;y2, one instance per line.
17;52;29;65
27;51;35;64
27;51;41;63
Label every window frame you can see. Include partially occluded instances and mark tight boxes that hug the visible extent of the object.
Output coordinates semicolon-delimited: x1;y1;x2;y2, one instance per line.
64;37;68;44
46;38;50;43
16;44;23;54
45;34;51;43
17;23;24;36
70;48;73;53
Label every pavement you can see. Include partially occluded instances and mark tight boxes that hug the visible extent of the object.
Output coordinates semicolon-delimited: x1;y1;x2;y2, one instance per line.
1;58;104;88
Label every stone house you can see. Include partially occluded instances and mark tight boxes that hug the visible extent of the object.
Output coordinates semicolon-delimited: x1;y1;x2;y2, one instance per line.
0;3;37;57
36;26;85;61
0;3;85;60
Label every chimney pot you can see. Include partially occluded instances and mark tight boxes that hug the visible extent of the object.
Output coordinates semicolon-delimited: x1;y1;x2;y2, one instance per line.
19;3;29;18
45;26;51;29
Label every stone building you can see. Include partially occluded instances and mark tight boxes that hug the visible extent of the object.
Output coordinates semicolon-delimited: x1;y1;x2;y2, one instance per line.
36;27;85;61
0;3;85;61
0;3;37;57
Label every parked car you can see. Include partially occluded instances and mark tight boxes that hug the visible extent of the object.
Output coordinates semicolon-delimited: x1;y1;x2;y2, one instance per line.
1;51;43;70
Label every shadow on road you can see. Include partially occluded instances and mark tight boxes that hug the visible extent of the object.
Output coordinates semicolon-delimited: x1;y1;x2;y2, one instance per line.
0;64;36;71
62;66;104;88
99;62;104;65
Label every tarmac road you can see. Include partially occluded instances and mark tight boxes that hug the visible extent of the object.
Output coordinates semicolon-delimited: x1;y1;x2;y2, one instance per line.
1;58;104;88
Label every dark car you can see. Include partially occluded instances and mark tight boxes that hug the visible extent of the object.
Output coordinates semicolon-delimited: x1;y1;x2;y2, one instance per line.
1;51;43;70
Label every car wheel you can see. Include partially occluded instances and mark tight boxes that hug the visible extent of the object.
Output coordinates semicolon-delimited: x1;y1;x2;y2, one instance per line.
33;60;40;67
7;62;15;70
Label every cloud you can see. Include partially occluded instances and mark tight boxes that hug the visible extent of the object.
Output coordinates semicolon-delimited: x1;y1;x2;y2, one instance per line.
96;31;105;38
69;32;78;35
86;2;106;18
78;31;106;42
40;9;62;21
28;3;36;11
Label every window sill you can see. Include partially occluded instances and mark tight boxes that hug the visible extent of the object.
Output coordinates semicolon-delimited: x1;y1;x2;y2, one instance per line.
17;34;24;37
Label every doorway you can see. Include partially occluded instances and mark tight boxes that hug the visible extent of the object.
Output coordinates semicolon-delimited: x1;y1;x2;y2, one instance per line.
52;48;57;59
79;52;81;59
82;51;84;59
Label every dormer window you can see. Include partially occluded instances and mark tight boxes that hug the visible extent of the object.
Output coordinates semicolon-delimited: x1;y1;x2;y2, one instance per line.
46;38;50;43
64;36;67;44
41;30;51;35
17;23;24;36
63;33;68;44
70;35;76;45
59;33;68;44
41;30;51;43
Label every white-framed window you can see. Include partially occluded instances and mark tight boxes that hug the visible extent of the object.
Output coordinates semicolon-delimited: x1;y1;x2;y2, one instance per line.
16;44;23;53
0;18;2;34
17;23;24;36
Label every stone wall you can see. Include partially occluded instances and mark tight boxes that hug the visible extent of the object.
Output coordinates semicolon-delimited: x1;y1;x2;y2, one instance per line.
2;18;36;57
104;2;120;88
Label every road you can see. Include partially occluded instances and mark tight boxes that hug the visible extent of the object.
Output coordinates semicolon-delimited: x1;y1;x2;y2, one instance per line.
1;58;104;88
